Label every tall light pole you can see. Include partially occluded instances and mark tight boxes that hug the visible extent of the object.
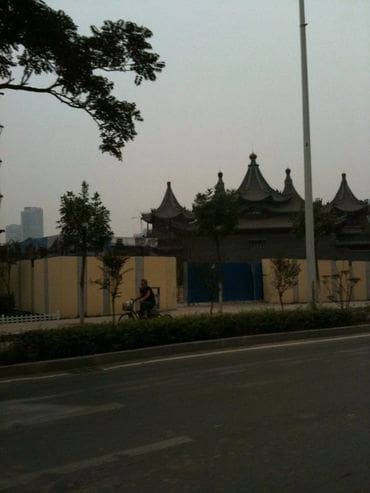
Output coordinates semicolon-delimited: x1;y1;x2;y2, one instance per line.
299;0;317;306
0;124;4;235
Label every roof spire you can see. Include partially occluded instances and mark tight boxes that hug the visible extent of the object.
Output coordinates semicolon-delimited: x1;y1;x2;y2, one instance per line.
215;171;225;193
330;172;366;213
142;181;192;222
249;152;257;164
237;152;286;203
282;168;304;208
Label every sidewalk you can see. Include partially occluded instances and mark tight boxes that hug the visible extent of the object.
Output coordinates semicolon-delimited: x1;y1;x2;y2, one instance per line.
1;300;369;335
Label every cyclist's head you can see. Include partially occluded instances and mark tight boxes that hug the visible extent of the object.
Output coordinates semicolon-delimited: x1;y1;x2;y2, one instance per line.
141;279;148;287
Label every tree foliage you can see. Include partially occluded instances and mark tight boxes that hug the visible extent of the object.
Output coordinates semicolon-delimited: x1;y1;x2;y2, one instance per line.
0;0;165;159
58;181;113;254
192;188;239;312
58;181;113;324
293;199;336;240
193;188;239;250
270;258;301;311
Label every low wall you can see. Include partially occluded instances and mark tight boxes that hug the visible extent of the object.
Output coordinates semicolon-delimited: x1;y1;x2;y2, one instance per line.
262;259;370;304
9;256;177;318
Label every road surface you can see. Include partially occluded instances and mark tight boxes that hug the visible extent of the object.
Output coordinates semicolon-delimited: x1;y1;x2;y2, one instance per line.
1;333;370;492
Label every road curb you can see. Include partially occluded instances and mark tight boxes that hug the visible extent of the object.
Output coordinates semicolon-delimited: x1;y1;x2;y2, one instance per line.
1;324;370;378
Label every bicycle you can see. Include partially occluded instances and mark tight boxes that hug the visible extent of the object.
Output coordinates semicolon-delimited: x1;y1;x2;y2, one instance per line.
118;299;173;322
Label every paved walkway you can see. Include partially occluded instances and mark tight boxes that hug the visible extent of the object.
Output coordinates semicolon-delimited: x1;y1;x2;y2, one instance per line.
1;301;369;335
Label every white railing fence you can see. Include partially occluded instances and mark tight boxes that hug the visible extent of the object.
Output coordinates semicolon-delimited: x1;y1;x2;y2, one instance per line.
0;311;60;324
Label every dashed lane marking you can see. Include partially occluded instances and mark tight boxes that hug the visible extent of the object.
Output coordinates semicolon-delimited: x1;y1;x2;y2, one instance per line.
0;436;193;491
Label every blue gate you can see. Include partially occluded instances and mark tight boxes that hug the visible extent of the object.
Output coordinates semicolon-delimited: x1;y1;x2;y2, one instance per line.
187;262;263;303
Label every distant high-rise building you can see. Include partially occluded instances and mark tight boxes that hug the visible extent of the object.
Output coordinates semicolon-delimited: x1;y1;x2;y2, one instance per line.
21;207;43;239
5;224;23;242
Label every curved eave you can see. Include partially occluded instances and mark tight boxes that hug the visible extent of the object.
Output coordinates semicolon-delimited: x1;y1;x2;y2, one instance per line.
330;203;367;214
142;210;193;223
239;191;288;203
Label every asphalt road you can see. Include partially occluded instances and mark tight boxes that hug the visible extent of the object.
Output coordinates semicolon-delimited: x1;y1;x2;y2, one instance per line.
1;333;370;492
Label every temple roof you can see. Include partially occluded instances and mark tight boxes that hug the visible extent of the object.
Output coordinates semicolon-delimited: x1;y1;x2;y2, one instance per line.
271;168;304;213
237;153;287;203
329;173;367;213
142;182;192;222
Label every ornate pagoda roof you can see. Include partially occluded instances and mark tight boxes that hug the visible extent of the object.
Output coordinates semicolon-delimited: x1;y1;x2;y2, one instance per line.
271;168;304;213
142;182;192;223
329;173;367;213
237;153;287;203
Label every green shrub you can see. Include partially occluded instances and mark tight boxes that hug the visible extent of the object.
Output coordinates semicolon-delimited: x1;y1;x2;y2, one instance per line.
0;307;366;366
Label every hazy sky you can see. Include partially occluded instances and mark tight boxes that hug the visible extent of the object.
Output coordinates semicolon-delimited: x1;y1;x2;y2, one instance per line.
1;0;369;237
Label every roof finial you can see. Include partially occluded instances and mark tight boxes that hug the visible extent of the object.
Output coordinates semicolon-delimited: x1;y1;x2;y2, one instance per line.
167;181;171;187
341;173;346;180
215;171;225;193
285;168;291;176
249;152;257;162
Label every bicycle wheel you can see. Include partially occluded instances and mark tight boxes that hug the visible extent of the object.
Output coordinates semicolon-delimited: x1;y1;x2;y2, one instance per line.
118;313;134;323
157;313;173;319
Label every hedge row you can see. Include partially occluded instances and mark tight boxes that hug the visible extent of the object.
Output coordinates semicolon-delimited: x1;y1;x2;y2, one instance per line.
0;307;367;366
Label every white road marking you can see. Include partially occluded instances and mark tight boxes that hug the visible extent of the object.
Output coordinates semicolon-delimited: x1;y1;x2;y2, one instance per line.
102;332;370;372
0;436;193;490
122;436;193;456
338;347;370;354
0;402;124;431
0;372;69;384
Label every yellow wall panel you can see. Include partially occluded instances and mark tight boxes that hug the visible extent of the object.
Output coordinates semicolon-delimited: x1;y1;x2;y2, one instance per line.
86;257;104;317
19;260;32;312
47;257;78;318
143;257;177;310
351;262;367;301
33;259;45;313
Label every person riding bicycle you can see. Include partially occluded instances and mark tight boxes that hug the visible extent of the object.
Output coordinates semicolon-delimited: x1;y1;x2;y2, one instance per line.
134;279;156;318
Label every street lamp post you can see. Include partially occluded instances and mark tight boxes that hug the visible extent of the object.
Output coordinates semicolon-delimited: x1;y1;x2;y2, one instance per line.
299;0;317;306
0;124;4;235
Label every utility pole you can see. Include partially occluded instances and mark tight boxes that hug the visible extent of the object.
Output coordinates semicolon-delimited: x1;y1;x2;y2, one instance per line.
299;0;317;306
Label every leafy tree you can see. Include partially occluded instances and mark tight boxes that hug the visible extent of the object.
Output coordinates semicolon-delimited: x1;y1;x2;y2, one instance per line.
0;0;164;160
94;253;130;325
193;187;239;313
270;258;301;311
58;181;113;324
190;263;219;315
293;199;336;241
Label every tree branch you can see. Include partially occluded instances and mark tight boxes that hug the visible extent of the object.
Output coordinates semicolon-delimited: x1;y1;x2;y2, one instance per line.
0;83;58;93
49;90;99;124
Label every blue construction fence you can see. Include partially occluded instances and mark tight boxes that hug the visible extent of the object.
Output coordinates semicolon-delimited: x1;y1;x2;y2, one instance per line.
186;262;263;303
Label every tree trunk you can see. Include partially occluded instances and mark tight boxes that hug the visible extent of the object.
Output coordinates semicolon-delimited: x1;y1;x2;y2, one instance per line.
111;294;116;325
218;279;223;314
279;292;284;311
215;236;223;314
6;265;11;297
210;299;214;316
